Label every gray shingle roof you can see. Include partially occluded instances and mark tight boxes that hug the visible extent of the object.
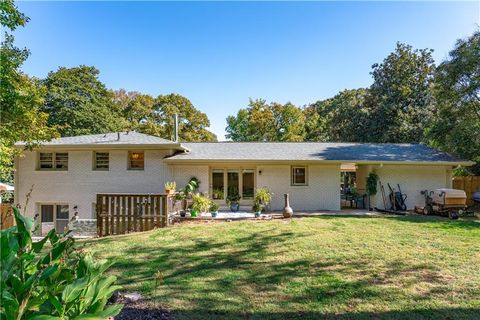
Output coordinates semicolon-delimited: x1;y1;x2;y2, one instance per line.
16;132;177;146
166;142;470;164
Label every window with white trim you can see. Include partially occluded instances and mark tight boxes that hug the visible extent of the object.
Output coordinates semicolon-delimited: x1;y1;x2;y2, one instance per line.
291;166;307;186
128;151;144;170
93;152;109;170
38;152;68;170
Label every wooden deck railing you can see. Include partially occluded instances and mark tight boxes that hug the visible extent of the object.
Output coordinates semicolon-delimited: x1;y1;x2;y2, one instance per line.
96;193;176;237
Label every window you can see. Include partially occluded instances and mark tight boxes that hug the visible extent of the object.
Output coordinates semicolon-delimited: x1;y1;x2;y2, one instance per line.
227;170;239;199
128;151;144;170
39;152;68;170
55;153;68;169
291;166;307;186
39;153;53;169
41;205;54;222
94;152;109;170
212;170;224;200
242;169;254;199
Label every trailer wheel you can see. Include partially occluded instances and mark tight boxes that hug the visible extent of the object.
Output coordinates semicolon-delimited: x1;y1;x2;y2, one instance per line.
423;205;433;215
449;211;459;220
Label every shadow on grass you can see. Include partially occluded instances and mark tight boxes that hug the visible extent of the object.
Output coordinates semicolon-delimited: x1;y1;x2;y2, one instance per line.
163;307;480;320
84;220;480;320
305;214;480;231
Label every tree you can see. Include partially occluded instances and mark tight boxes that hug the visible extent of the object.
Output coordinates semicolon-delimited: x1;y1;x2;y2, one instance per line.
111;91;217;142
226;99;305;142
42;66;127;136
112;89;155;132
427;31;480;174
225;109;250;141
0;0;57;185
271;102;306;141
364;43;436;143
305;89;369;142
152;94;217;142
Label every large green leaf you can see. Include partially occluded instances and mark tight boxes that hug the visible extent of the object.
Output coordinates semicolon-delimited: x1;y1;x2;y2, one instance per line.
62;277;88;304
31;234;49;253
27;315;61;320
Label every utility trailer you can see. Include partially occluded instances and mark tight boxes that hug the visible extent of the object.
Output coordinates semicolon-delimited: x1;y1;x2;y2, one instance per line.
420;188;467;219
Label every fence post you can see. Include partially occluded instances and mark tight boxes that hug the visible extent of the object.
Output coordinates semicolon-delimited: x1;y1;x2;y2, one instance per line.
96;195;102;237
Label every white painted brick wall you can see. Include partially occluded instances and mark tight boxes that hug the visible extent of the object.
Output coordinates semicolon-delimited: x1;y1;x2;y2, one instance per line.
16;149;173;219
374;165;451;210
171;165;209;194
257;164;341;211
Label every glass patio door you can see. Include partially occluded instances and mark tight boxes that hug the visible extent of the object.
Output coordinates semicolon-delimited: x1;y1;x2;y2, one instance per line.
227;170;239;200
40;204;69;233
211;168;255;203
55;205;69;233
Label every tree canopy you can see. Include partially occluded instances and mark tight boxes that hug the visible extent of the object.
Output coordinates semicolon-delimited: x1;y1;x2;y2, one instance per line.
112;91;217;142
364;43;436;143
42;66;127;136
226;99;306;142
304;88;368;142
0;0;57;184
427;31;480;174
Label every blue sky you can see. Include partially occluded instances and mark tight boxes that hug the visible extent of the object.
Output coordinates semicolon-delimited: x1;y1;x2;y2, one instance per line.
15;1;479;140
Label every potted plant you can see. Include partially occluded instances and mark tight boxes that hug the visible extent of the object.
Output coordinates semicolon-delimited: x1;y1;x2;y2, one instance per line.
164;181;176;195
175;191;187;217
192;194;210;217
255;187;273;212
210;201;219;218
212;188;224;200
177;177;200;217
252;202;262;217
226;190;241;212
366;173;379;211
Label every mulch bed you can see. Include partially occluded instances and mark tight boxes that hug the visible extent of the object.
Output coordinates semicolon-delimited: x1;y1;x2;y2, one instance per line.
112;293;174;320
115;301;173;320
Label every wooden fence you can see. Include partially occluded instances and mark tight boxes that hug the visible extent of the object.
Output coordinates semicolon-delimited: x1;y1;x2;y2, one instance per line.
1;204;15;229
452;176;480;206
96;193;175;237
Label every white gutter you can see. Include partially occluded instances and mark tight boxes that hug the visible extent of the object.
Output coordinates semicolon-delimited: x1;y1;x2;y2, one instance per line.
162;158;475;167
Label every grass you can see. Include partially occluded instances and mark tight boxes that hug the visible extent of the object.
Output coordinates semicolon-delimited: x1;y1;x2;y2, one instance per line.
83;215;480;319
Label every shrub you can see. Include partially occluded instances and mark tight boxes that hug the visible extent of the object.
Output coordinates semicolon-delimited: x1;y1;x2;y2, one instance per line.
192;194;210;213
210;201;219;212
0;207;123;319
255;187;273;206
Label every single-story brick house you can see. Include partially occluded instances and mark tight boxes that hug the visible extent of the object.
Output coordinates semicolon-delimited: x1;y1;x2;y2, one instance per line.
14;132;473;232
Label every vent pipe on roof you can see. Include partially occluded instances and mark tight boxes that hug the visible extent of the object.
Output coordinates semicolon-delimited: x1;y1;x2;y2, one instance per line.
173;114;179;142
117;132;120;140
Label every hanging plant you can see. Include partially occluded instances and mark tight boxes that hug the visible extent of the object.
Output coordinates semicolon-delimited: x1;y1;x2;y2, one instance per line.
366;173;379;196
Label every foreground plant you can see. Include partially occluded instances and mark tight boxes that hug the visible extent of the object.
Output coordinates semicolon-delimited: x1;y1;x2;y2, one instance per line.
0;207;123;319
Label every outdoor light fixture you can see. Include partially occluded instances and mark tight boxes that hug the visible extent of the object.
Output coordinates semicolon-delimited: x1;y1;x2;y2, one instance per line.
131;153;140;160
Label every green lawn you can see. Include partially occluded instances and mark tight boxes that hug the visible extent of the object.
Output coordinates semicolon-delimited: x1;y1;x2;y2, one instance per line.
84;216;480;319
